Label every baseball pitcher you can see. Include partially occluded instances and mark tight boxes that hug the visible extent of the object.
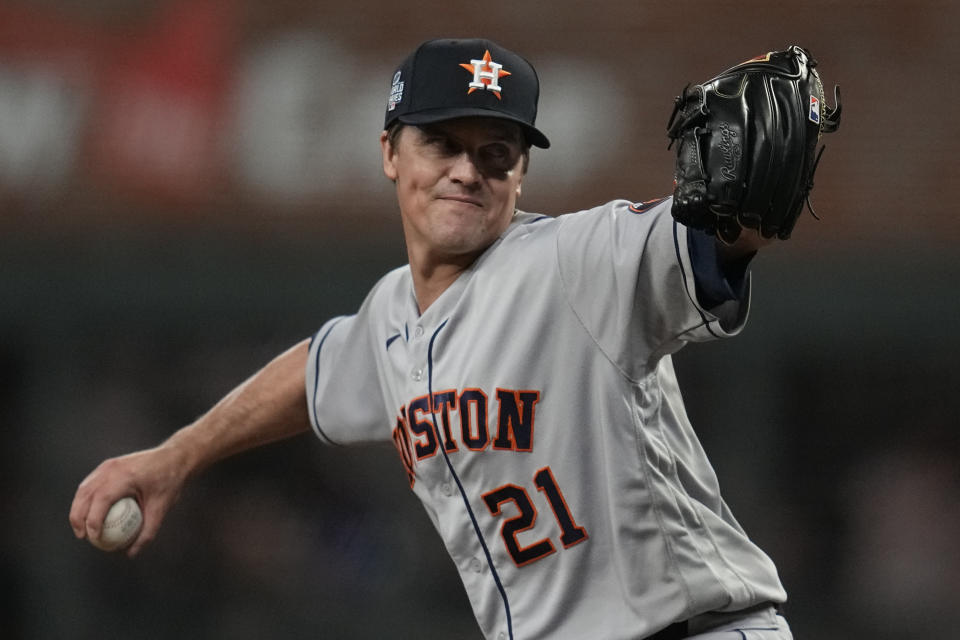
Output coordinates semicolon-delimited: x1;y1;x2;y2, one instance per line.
70;38;840;639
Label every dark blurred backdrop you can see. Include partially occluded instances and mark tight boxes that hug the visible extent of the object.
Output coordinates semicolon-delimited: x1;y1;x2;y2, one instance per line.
3;1;958;638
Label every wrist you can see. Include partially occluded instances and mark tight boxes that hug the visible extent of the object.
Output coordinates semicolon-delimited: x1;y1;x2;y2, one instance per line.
161;420;217;480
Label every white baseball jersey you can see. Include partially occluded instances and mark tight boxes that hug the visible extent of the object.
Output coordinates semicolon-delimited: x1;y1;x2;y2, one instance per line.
305;198;787;640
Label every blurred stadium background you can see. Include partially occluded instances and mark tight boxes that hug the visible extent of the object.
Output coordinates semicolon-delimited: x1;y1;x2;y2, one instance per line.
2;1;958;638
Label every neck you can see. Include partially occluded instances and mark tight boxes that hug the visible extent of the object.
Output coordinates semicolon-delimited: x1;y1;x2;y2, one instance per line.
409;250;477;314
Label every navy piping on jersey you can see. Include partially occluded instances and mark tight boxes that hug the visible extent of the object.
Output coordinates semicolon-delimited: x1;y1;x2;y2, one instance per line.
672;221;720;339
309;318;347;446
426;319;514;640
736;628;778;639
386;333;402;350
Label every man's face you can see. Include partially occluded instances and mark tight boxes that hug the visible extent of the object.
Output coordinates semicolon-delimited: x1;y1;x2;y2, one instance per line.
381;118;527;265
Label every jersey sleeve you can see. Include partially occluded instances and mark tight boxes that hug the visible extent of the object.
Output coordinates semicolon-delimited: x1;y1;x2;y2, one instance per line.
304;297;391;445
555;198;749;373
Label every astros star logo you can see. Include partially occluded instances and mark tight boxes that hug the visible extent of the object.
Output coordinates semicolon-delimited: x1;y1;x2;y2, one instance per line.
459;50;511;99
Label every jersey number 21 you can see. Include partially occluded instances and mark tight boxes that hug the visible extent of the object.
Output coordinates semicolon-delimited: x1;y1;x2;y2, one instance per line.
482;466;589;567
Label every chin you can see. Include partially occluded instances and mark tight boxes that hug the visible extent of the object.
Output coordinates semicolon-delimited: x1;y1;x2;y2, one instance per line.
431;212;488;241
432;232;489;257
416;203;514;256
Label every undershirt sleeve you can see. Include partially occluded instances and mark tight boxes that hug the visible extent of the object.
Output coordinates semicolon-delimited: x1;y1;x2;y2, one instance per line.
686;228;753;309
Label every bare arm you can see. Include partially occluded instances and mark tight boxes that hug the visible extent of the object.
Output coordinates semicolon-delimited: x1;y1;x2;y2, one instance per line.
69;339;311;556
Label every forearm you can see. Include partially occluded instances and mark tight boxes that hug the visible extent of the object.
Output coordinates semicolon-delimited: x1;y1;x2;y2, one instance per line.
70;339;313;554
164;339;312;478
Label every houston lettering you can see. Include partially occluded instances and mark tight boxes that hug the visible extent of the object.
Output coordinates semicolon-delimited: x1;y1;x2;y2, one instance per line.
391;387;541;487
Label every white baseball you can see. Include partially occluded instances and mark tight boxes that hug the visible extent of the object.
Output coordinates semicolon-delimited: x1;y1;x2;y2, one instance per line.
91;497;143;552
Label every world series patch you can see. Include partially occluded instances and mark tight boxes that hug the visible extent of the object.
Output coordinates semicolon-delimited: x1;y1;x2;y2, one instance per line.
388;71;404;111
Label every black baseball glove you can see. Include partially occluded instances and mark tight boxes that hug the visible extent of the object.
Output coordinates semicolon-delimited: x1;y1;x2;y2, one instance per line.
666;45;841;243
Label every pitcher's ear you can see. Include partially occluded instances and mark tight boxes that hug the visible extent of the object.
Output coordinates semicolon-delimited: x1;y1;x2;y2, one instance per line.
381;130;398;182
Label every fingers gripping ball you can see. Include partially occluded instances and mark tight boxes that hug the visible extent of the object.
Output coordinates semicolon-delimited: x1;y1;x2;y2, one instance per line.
91;497;143;552
666;45;842;243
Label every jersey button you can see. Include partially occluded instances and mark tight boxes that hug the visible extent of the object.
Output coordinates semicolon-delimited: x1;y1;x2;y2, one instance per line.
497;633;507;640
414;325;424;338
441;482;454;497
469;557;483;573
411;367;423;382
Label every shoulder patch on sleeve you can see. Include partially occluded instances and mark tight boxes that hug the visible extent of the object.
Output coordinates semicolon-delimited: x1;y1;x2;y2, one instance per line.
628;196;669;214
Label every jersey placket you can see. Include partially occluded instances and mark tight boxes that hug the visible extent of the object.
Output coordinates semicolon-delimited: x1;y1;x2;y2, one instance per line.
421;319;515;640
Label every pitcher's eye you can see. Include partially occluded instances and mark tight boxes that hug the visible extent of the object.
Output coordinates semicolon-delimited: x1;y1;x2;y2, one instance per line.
479;143;518;173
485;144;508;160
422;134;461;156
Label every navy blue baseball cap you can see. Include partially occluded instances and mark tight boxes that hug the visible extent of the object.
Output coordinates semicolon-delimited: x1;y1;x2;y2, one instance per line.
384;38;550;149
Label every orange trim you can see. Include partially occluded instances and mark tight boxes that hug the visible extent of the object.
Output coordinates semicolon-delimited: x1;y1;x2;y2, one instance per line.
534;466;589;548
391;410;416;488
482;483;557;568
408;394;439;461
431;388;460;453
459;388;490;451
493;388;540;452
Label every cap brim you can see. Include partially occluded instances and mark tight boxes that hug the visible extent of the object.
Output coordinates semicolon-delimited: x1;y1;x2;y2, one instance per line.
398;108;550;149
